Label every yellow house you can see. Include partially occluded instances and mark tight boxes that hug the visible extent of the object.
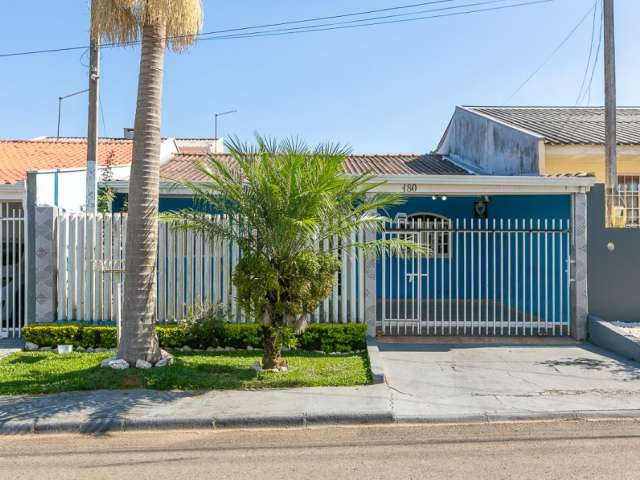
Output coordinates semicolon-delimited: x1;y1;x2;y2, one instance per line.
437;106;640;183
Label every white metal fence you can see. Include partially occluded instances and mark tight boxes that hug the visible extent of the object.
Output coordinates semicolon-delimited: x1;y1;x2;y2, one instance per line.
380;218;573;336
55;212;366;324
0;203;25;338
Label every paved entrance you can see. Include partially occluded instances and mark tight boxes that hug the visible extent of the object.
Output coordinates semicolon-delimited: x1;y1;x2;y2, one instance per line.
378;339;640;421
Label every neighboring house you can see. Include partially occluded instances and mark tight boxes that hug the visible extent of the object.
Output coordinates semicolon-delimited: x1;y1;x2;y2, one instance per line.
438;106;640;181
104;151;594;339
0;135;218;338
438;106;640;323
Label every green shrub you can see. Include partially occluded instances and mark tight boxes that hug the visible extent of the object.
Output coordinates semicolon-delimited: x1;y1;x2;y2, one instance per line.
182;303;228;348
222;323;263;348
297;323;367;353
22;321;366;352
156;325;188;348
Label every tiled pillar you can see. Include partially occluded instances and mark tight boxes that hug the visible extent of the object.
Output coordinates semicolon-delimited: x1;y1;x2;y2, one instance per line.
572;192;589;340
32;206;59;323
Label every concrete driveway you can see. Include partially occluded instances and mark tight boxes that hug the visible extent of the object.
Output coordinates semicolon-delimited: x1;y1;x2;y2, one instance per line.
378;338;640;421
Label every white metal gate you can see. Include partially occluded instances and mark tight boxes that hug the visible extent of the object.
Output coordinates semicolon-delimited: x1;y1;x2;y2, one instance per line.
380;218;572;336
0;203;25;338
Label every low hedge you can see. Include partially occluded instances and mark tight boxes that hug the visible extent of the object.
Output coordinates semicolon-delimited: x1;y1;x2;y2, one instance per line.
22;322;367;353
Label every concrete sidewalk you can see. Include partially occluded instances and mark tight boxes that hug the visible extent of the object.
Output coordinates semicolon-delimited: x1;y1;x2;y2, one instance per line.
0;385;392;434
2;339;640;434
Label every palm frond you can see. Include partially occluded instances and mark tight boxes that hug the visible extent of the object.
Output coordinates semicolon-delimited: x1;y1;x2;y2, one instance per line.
91;0;202;50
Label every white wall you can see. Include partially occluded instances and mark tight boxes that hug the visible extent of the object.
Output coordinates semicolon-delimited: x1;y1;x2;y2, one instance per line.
33;165;131;212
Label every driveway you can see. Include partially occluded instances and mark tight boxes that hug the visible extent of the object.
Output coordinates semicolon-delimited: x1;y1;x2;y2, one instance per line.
378;338;640;421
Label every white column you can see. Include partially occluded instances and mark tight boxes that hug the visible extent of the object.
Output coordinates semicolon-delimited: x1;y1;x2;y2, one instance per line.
364;200;378;336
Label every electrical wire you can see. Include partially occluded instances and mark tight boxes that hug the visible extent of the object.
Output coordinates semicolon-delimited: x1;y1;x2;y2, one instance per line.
579;1;603;106
197;0;550;43
575;0;599;105
506;3;595;102
0;0;552;58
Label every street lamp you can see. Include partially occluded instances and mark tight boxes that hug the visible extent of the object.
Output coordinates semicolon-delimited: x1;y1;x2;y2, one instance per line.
57;88;89;138
214;109;237;152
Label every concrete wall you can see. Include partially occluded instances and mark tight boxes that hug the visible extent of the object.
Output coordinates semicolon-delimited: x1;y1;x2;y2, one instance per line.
587;183;640;322
32;165;130;213
438;107;541;175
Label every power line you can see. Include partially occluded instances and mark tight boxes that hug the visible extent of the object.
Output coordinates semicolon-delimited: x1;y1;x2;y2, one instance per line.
0;0;551;59
198;0;550;43
0;0;464;57
506;3;595;101
575;0;600;105
580;1;603;105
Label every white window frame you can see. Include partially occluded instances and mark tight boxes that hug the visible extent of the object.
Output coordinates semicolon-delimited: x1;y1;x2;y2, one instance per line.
398;212;451;258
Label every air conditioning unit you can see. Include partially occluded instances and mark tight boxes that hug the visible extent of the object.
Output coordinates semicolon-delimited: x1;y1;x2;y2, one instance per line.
610;206;627;228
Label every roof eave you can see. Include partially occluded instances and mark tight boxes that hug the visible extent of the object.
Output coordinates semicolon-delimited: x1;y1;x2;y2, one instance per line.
106;174;595;196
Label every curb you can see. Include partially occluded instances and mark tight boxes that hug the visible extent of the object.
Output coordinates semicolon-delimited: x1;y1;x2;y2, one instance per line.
3;409;640;435
394;409;640;424
0;411;394;435
588;315;640;363
366;337;386;384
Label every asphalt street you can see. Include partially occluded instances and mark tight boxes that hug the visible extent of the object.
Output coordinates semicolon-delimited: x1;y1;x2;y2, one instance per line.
1;419;639;479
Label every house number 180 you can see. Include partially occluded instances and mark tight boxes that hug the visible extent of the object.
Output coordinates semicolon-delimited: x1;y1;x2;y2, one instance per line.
402;184;417;192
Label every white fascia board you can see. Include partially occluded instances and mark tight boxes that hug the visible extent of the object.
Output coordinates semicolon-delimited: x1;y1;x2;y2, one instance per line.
0;182;26;201
368;174;596;194
107;174;596;197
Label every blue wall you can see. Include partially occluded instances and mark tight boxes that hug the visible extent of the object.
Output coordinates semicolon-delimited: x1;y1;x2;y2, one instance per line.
112;193;195;213
378;194;572;327
383;194;570;221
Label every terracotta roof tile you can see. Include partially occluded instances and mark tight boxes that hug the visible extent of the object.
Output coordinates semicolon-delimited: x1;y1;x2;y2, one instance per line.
0;139;132;184
159;153;469;182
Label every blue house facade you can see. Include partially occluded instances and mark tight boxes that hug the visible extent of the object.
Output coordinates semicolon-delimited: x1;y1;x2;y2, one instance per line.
106;151;594;339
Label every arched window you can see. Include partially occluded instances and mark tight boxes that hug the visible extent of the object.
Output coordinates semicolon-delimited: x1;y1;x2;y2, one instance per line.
397;212;451;257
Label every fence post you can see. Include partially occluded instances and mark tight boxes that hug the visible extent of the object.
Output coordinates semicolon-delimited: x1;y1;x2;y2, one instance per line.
31;206;60;324
363;205;377;336
571;192;589;340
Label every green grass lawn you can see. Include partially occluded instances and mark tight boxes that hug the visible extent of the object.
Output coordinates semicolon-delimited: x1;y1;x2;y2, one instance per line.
0;351;371;395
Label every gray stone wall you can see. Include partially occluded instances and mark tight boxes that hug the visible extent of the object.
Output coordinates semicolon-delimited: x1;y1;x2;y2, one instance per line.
587;184;640;323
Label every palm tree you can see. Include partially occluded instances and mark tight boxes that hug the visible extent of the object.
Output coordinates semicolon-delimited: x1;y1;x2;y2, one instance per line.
167;137;421;369
91;0;202;364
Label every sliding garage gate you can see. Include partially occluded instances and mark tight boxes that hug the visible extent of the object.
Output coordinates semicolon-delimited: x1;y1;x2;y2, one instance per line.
0;203;25;338
380;218;572;336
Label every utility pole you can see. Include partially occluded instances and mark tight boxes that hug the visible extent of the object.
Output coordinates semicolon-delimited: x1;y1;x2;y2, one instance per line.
604;0;617;226
85;2;100;214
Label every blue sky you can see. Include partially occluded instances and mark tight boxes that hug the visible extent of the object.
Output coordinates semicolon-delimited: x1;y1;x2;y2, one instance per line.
1;0;639;152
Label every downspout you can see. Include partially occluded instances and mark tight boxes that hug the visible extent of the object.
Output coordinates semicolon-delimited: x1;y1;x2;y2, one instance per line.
54;169;60;207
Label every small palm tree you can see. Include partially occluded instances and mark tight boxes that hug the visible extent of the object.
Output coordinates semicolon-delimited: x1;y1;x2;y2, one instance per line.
166;137;420;369
91;0;202;364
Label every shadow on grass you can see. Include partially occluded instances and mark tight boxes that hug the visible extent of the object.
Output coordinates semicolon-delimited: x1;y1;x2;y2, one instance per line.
4;355;46;365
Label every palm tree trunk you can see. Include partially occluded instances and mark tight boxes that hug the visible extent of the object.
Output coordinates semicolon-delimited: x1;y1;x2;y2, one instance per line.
262;325;282;370
117;22;166;365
